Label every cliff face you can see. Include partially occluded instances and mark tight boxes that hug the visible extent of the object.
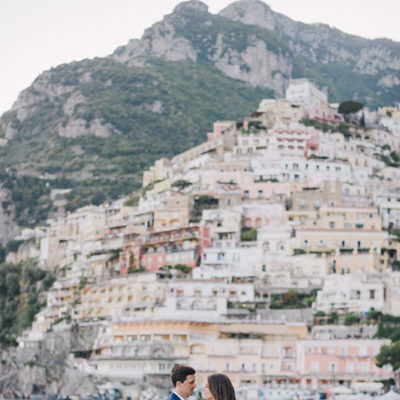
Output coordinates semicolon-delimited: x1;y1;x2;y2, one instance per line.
0;327;97;397
0;187;19;244
220;0;400;78
112;1;293;95
112;0;400;95
0;324;170;398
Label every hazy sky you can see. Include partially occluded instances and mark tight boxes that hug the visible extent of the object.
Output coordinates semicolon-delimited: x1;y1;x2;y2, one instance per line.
1;0;399;115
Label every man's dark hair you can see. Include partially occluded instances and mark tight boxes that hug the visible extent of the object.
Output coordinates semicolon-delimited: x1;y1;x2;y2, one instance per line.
171;364;196;387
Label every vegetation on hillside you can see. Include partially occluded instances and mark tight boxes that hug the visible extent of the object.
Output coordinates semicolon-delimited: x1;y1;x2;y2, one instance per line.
0;259;54;346
269;289;318;309
0;58;273;224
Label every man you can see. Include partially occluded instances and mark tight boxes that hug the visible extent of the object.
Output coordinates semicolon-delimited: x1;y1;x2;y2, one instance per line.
167;364;196;400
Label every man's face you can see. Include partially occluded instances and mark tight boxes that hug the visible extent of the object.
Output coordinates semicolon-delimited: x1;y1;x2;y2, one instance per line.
176;374;197;398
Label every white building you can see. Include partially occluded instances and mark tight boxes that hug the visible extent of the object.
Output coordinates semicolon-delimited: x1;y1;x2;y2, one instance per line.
379;117;400;137
194;242;262;279
159;279;255;319
315;273;386;313
285;79;327;112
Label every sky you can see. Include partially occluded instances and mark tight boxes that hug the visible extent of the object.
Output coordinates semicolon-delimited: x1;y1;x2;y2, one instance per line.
1;0;399;116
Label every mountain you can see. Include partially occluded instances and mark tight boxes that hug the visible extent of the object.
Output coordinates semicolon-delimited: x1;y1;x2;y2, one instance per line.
112;0;400;104
0;0;399;238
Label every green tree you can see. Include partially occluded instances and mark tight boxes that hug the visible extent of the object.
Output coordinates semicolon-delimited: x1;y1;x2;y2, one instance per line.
172;180;192;191
376;341;400;387
327;312;339;324
360;113;365;127
241;227;257;241
344;313;361;325
338;100;364;115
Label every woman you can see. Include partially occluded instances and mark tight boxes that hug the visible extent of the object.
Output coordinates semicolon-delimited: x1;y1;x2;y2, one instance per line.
203;373;236;400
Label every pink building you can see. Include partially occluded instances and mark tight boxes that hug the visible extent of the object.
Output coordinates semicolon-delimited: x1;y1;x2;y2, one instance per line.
308;99;344;124
296;339;392;390
120;226;211;274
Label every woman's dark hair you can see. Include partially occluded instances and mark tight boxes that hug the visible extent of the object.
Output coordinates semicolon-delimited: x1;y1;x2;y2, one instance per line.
207;373;236;400
171;364;196;387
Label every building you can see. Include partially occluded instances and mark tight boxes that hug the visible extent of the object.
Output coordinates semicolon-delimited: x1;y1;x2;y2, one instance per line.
296;338;392;389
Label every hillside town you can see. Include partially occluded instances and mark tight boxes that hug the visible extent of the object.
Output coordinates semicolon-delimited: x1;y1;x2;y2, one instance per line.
4;78;400;399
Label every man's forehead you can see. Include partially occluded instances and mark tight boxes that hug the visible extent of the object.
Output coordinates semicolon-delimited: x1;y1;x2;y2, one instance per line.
186;374;196;383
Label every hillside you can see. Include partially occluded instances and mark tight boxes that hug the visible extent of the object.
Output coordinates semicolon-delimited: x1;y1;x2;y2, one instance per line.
0;58;272;234
0;0;399;236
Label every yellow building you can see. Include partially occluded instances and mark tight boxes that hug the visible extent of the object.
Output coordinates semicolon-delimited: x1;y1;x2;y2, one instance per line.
78;274;167;320
317;206;382;230
291;182;342;211
92;319;307;387
332;252;388;275
252;99;306;128
378;106;400;119
153;192;190;231
295;228;388;257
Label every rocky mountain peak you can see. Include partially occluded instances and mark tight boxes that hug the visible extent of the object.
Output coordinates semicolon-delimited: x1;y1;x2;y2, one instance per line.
173;0;209;13
219;0;278;32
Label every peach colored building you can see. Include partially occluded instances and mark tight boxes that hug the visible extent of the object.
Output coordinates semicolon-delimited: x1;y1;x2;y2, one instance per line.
78;274;166;320
206;120;237;141
254;98;306;128
92;319;307;387
153;192;190;231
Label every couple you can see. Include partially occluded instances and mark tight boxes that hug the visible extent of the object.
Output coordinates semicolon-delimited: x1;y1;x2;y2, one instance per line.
167;364;236;400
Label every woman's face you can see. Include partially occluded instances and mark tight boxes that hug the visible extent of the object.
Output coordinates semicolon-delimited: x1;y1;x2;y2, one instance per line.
203;381;215;400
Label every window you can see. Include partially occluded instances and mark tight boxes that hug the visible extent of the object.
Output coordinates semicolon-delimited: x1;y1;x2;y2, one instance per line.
362;362;369;373
346;362;354;372
311;361;319;372
369;290;375;299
